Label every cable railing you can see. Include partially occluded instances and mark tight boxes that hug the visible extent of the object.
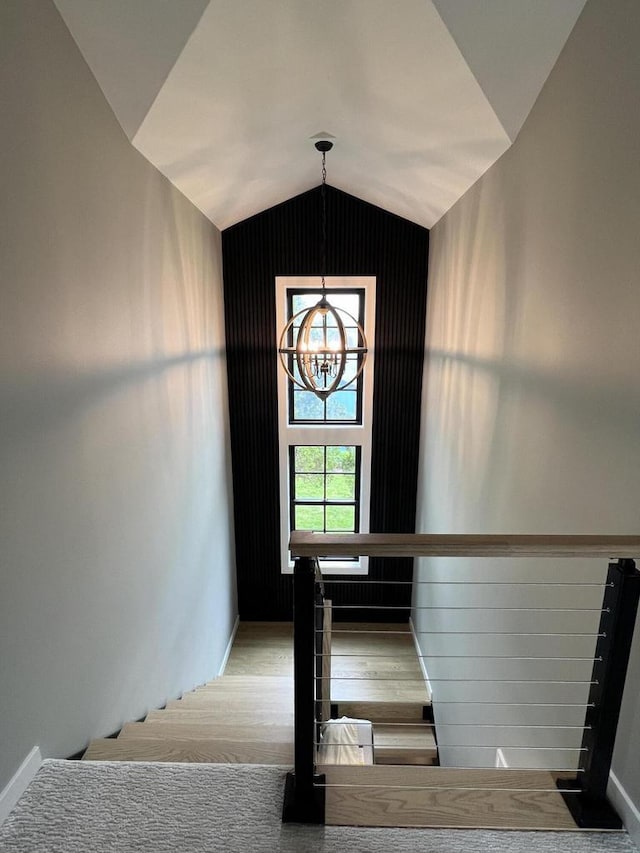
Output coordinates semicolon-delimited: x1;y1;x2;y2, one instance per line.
281;533;640;829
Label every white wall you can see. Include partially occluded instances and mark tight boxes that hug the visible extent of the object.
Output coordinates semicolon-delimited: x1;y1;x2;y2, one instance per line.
0;0;237;794
414;0;640;826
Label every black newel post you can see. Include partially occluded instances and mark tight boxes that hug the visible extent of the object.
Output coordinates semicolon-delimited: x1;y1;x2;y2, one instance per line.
315;570;325;743
560;558;640;828
282;556;326;823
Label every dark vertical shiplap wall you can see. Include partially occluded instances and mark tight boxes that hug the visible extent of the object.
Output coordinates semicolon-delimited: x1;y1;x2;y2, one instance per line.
223;186;429;620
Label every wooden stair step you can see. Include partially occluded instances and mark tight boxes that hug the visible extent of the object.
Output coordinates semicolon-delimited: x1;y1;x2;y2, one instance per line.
224;662;293;676
318;765;577;830
320;765;564;788
167;694;291;711
331;663;427;678
145;708;293;725
231;621;292;636
119;721;294;741
373;724;438;765
196;675;293;690
332;683;430;703
332;701;429;722
83;737;293;765
191;688;293;699
192;689;292;699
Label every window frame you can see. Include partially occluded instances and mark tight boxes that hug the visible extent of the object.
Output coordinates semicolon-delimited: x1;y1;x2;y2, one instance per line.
286;288;365;425
289;444;362;549
276;276;375;575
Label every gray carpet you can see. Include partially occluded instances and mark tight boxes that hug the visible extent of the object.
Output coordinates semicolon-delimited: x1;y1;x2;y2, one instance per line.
0;760;636;853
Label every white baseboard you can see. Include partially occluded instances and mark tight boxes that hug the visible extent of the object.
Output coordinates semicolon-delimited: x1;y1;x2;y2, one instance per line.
608;770;640;848
409;616;433;700
0;746;42;826
218;614;240;676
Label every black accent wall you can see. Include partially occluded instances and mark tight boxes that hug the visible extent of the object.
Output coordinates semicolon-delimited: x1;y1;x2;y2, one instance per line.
222;186;429;620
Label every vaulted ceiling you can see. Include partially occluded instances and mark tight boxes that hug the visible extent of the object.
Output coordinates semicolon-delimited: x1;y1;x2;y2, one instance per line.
53;0;586;230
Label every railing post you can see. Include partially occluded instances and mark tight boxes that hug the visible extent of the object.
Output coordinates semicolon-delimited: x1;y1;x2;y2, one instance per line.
282;556;326;823
314;572;325;740
560;558;640;828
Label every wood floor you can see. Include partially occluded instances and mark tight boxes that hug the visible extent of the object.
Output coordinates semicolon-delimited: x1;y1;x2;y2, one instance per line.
224;622;294;676
224;621;429;697
81;620;586;831
331;622;430;704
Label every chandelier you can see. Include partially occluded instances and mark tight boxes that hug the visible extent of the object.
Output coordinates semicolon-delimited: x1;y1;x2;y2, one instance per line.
278;141;368;400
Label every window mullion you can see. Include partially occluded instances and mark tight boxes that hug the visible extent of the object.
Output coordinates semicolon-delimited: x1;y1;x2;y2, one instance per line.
324;444;328;535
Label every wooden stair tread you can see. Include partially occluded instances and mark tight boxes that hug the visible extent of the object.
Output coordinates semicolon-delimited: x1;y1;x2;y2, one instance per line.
198;675;293;688
332;701;429;722
119;721;294;741
373;724;436;749
195;687;292;696
193;687;293;696
374;750;437;766
145;708;293;724
83;737;293;765
231;621;293;634
373;723;437;765
167;695;291;711
319;765;563;788
332;685;430;703
332;664;426;678
319;766;577;830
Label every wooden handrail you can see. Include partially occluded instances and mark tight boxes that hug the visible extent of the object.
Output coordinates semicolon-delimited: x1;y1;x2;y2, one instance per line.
289;532;640;558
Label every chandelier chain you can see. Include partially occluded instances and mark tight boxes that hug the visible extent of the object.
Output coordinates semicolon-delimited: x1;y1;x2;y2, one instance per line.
321;151;327;291
277;138;368;400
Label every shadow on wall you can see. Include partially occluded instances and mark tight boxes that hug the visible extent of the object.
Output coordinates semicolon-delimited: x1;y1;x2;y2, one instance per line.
421;162;640;535
425;346;640;533
0;351;225;445
0;162;236;790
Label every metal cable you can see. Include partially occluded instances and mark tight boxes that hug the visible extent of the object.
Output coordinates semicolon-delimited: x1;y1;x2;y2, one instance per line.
427;701;595;706
312;783;584;791
321;579;612;587
323;629;605;636
321;654;602;661
323;604;609;612
423;745;587;751
328;676;597;683
318;721;590;729
313;743;587;750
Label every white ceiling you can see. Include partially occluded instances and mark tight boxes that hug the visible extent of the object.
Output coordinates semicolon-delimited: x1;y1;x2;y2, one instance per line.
53;0;586;230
